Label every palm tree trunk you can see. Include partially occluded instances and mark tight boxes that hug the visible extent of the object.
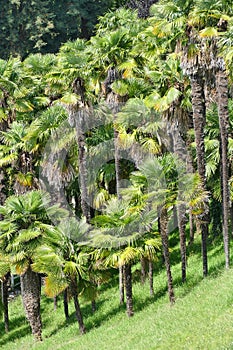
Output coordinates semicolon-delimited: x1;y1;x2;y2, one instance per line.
190;74;209;277
114;127;122;200
2;272;10;333
70;277;86;335
124;263;134;317
119;265;124;305
76;109;91;224
63;288;69;320
106;67;128;306
173;205;178;229
140;256;147;284
177;204;187;282
172;124;187;282
187;141;195;245
114;120;125;305
188;209;194;245
210;198;222;238
20;265;42;341
69;80;91;224
160;207;175;304
217;66;230;269
148;260;154;296
230;206;233;239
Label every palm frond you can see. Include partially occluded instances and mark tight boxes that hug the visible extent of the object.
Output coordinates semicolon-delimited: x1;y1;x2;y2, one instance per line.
119;246;143;266
0;153;18;167
14;229;42;244
0;260;11;279
44;275;68;298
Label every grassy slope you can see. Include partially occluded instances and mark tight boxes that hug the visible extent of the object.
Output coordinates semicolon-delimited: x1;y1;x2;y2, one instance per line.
1;235;233;350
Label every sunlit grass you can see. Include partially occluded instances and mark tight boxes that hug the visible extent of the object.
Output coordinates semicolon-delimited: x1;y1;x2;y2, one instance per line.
1;233;233;349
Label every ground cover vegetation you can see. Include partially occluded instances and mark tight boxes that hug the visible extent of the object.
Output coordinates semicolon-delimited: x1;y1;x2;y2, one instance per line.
0;234;232;350
1;0;233;347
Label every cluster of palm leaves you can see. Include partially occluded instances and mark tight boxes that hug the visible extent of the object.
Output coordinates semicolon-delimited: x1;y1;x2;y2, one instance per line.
1;0;233;342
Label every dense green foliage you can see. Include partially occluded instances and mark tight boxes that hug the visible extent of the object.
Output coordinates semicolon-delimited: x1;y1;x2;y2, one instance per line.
1;0;233;346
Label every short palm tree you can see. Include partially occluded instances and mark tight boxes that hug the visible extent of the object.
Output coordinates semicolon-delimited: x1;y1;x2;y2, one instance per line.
0;190;67;341
33;217;90;335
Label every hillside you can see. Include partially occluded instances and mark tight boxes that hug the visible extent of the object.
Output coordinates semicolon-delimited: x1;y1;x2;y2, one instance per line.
1;235;233;350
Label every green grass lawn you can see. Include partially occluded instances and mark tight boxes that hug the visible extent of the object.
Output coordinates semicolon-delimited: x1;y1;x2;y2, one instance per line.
1;234;233;350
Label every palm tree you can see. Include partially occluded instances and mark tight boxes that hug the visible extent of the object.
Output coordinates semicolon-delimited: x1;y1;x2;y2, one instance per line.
187;0;233;268
171;124;188;282
135;156;176;304
0;54;61;198
33;218;90;335
90;152;169;308
87;19;144;305
134;153;208;301
90;195;146;316
150;0;211;277
53;40;93;224
105;67;127;305
0;56;36;204
0;190;67;341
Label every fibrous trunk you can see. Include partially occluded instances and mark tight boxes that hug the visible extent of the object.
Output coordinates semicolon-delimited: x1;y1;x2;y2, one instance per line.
140;256;147;284
20;266;42;341
189;209;194;245
63;288;69;320
70;277;86;335
105;67;126;306
190;74;209;277
149;260;154;296
75;109;91;224
217;65;230;268
119;265;124;305
172;124;187;282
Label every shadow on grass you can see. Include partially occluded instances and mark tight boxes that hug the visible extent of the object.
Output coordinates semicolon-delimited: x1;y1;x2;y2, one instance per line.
44;297;126;338
46;283;169;338
0;316;30;347
1;232;229;347
133;285;169;313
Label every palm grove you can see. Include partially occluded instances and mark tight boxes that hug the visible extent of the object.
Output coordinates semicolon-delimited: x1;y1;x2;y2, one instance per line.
0;0;233;342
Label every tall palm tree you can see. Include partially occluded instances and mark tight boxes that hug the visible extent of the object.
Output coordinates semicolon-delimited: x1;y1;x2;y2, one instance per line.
171;124;188;282
54;40;92;224
88;19;144;305
188;0;233;267
150;0;210;277
137;156;176;304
